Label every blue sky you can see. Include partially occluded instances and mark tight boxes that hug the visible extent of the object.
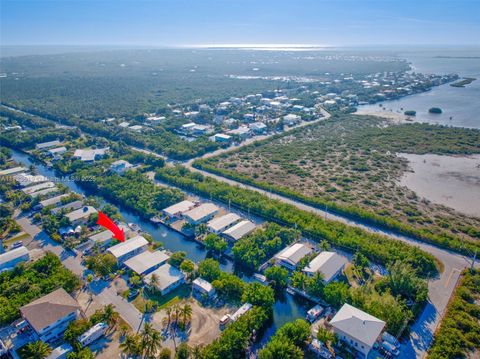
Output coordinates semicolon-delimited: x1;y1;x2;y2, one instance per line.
1;0;479;46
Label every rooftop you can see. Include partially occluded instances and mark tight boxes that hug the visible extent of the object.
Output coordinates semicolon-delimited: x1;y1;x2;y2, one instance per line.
0;246;29;267
0;166;27;177
36;140;62;150
222;220;256;241
303;251;348;282
88;230;113;244
13;174;49;187
39;194;69;208
20;288;80;333
143;263;185;292
124;250;170;275
193;277;215;294
65;206;97;222
22;181;56;195
107;235;148;259
207;213;241;232
330;303;386;347
184;203;219;222
163;200;196;216
275;243;312;266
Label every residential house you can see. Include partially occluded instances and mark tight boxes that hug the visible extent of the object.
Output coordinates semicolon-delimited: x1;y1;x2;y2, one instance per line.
73;148;108;162
162;200;196;221
143;263;185;295
283;114;301;126
192;278;216;299
207;213;241;234
88;230;114;248
107;235;149;263
22;181;56;195
222;220;256;242
124;250;170;275
303;251;348;283
110;160;133;174
39;194;69;209
65;206;97;226
0;166;27;177
13;174;48;187
213;133;232;143
329;303;386;358
20;288;81;343
36;140;62;150
51;200;83;215
47;147;67;160
249;122;267;134
46;344;73;359
184;203;219;225
0;246;30;272
274;243;312;271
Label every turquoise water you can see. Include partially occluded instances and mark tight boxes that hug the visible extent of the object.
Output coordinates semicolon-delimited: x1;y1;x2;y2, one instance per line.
359;48;480;128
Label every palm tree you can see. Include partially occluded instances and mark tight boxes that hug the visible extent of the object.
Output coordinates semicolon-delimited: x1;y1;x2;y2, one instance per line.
180;303;193;328
86;273;94;301
140;323;163;358
190;345;205;359
103;304;120;329
120;333;142;358
149;273;159;290
20;340;52;359
162;306;173;329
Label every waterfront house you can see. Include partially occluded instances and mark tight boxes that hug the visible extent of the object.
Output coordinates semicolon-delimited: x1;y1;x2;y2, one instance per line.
20;288;81;343
65;206;97;226
222;220;256;242
13;174;49;187
0;166;27;177
0;246;30;272
329;303;386;358
22;181;56;195
51;200;83;215
143;263;185;295
207;213;241;234
303;251;348;283
47;147;67;160
36;140;62;150
162;200;196;220
88;230;114;248
184;203;219;225
39;194;69;209
107;235;149;263
124;250;170;275
274;243;312;271
73;148;108;162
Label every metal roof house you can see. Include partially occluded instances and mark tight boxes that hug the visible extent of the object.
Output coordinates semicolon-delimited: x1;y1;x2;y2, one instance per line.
192;278;216;298
274;243;312;271
207;213;241;234
0;166;27;177
13;174;49;187
22;181;56;195
0;246;30;272
107;235;148;263
143;263;185;295
184;203;219;225
46;344;73;359
36;140;62;150
303;251;348;283
124;250;170;275
39;194;69;209
51;200;83;215
330;303;386;358
222;220;256;242
162;200;196;219
20;288;81;343
88;230;114;247
65;206;97;225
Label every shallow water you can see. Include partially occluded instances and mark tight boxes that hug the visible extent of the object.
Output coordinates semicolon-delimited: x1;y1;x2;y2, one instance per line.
398;153;480;217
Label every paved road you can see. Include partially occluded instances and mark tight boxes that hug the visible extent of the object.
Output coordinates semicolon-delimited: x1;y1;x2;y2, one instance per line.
15;214;144;332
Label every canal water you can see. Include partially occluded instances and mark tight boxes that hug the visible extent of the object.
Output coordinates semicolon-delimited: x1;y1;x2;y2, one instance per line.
10;149;312;346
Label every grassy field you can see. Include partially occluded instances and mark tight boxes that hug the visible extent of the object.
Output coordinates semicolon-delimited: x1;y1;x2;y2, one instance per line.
195;115;480;254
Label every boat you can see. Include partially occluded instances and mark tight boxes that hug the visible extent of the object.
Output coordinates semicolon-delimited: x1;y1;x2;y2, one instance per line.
128;223;141;232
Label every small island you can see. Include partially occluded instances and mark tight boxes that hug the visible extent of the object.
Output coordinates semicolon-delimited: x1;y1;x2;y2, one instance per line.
450;77;476;87
404;110;416;116
429;107;443;114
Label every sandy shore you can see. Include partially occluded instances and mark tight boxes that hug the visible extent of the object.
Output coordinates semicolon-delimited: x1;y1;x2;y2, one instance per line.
398;153;480;217
354;108;413;123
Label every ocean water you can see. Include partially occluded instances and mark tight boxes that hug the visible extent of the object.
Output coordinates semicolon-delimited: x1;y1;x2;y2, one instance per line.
359;48;480;129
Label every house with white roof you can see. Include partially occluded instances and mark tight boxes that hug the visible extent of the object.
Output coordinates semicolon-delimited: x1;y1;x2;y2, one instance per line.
184;203;219;225
13;174;48;187
124;250;170;275
274;243;312;271
207;213;241;234
144;263;185;295
329;303;386;358
30;187;59;198
0;246;30;272
51;200;83;215
65;206;97;226
162;200;196;220
227;126;251;139
39;194;69;209
47;147;67;159
88;230;114;248
107;235;149;263
73;148;108;162
77;322;108;347
303;251;348;283
22;181;56;195
0;166;27;177
213;133;232;143
222;220;256;242
36;140;62;150
249;122;267;134
283;114;301;126
192;278;216;299
110;160;133;174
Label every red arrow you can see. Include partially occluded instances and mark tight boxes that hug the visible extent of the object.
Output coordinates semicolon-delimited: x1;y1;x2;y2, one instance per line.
96;212;125;242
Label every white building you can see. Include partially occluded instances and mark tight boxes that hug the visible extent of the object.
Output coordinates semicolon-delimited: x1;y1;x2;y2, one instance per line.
229;303;252;322
227;126;251;139
222;220;256;242
47;147;67;159
22;181;56;195
283;114;301;126
20;288;81;343
39;194;69;209
88;230;114;248
107;235;149;263
184;203;219;225
303;251;348;283
65;206;97;226
330;303;386;358
124;250;170;275
144;263;185;295
46;344;73;359
36;140;62;150
207;213;241;234
0;246;30;272
110;160;133;174
162;200;196;220
13;174;48;187
213;133;232;143
0;166;27;177
274;243;312;271
51;200;83;215
192;278;216;298
129;125;143;132
249;122;267;134
77;322;108;347
73;148;108;162
30;187;59;198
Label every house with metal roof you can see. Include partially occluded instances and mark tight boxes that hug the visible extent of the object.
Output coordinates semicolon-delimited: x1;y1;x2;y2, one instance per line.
222;220;256;242
13;174;49;187
143;263;185;295
192;278;216;298
36;140;62;150
303;251;348;283
274;243;312;271
0;166;27;177
107;235;149;263
30;187;59;198
124;250;170;275
46;344;73;359
162;200;196;220
0;246;30;272
207;213;241;234
20;288;81;343
184;203;219;225
22;181;56;195
51;200;83;215
39;194;69;209
330;303;386;358
65;206;97;226
88;230;114;247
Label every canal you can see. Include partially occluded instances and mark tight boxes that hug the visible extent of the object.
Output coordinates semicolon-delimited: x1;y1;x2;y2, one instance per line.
10;148;312;348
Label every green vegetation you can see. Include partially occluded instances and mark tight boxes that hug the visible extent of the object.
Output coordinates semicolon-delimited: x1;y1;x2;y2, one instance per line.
85;253;118;277
0;252;80;325
156;166;438;277
264;266;289;289
404;110;416;116
232;223;300;270
195;115;480;256
204;233;228;254
428;269;480;358
74;167;184;218
18;341;52;359
120;322;164;358
429;107;442;114
258;319;310;359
